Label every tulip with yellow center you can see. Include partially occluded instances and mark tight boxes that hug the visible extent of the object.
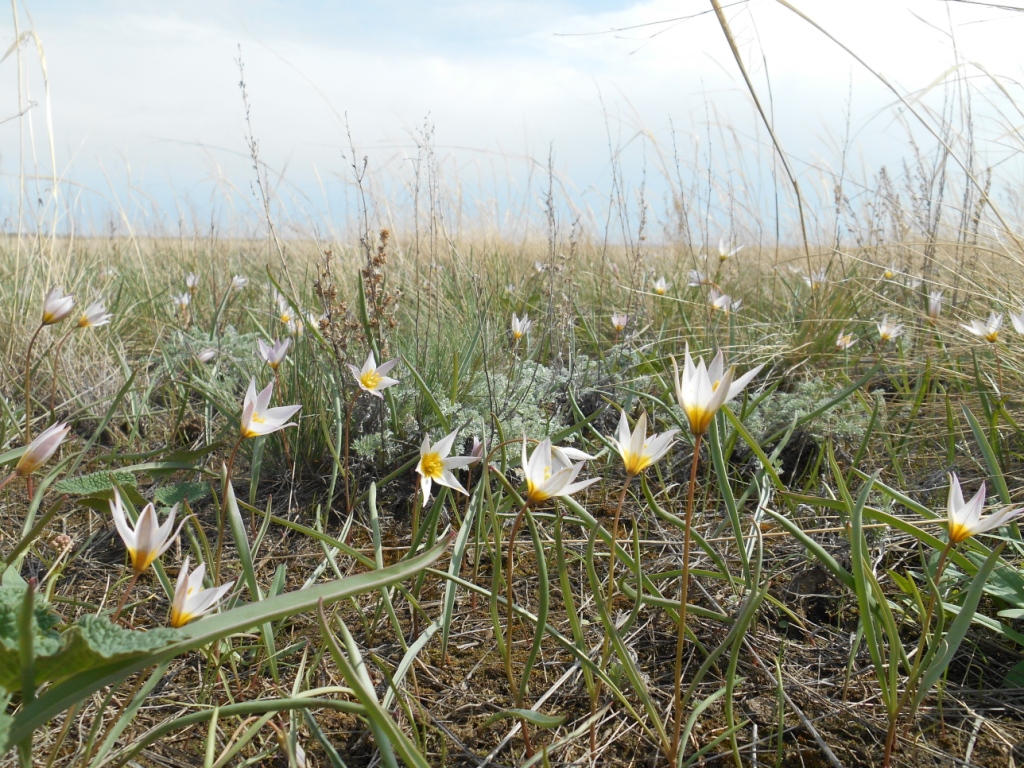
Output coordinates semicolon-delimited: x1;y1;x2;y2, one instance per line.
275;293;293;325
348;351;399;399
42;287;75;325
14;422;71;477
239;379;301;439
611;313;628;333
883;265;896;280
718;238;743;261
522;437;598;507
110;491;181;575
169;557;234;628
668;344;761;761
611;410;677;478
185;273;200;293
672;346;763;437
77;301;112;328
877;316;903;343
945;474;1023;545
510;312;532;340
416;428;478;502
172;293;190;312
802;269;828;290
962;312;1002;343
836;330;856;350
653;277;670;295
258;337;292;370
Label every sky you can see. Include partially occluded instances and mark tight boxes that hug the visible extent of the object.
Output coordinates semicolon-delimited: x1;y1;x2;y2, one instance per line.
2;0;1023;242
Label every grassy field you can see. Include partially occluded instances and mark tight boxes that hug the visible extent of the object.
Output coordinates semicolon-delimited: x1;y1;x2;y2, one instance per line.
3;10;1024;759
1;213;1023;768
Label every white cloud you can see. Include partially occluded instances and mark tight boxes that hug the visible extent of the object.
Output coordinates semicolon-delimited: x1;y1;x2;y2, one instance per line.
2;0;1021;236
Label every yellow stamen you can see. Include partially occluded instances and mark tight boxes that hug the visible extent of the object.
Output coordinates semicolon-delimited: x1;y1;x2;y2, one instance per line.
420;452;444;480
360;370;382;390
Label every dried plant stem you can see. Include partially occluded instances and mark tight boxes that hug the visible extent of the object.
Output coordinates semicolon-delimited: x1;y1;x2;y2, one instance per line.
670;432;702;765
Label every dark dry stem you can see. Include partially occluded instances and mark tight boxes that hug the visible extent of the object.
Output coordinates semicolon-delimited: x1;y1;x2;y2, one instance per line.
504;498;534;758
670;431;702;766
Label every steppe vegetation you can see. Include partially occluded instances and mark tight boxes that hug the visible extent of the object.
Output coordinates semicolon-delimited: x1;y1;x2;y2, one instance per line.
3;6;1024;768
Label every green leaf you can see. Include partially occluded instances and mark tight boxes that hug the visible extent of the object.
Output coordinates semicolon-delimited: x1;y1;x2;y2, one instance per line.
9;538;450;745
35;617;177;689
913;544;1005;710
1004;660;1024;688
0;583;178;695
54;470;137;497
153;482;210;507
0;585;61;693
482;709;566;729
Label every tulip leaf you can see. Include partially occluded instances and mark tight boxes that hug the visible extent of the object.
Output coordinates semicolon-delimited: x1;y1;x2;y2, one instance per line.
482;709;566;729
913;544;1005;710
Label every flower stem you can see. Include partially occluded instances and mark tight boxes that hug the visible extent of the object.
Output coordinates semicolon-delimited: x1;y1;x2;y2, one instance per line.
670;431;702;765
591;476;633;758
111;571;141;623
504;499;534;757
882;539;955;765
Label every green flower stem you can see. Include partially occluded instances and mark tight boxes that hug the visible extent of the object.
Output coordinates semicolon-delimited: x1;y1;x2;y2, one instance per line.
670;430;702;766
111;571;141;624
882;538;954;766
504;498;534;757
